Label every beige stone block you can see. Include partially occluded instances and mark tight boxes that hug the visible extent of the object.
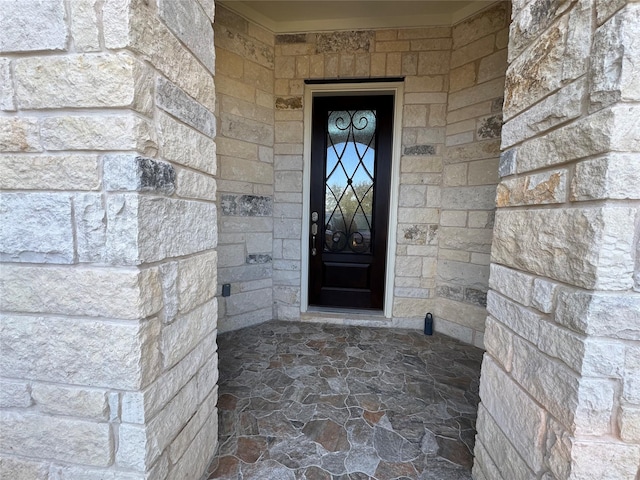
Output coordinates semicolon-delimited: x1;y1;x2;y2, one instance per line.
220;94;273;125
417;51;450;75
451;35;495;69
515;105;640;173
479;356;546;472
452;2;508;49
410;38;452;51
161;299;217;369
177;251;217;315
432;316;473;344
0;0;67;53
475;404;536;479
221;113;274;146
443;163;467;187
570;441;640;480
386;52;401;76
468;211;494;229
492;207;637;290
248;23;274;46
489;264;534;307
441;185;496;211
575;378;616;435
478;49;508;84
0;154;100;190
41;114;156;153
256;91;275;109
395;256;422;277
497;169;567;207
435;297;486;331
0;455;48;480
158;112;216;175
400;156;442;173
376;40;410;52
392;297;433;317
619;405;640;443
571;153;640;200
438;259;489;290
624;345;640;403
487;290;541;345
404;77;445;94
445;139;500;165
0;117;41;152
484;316;513;372
449;63;476;93
70;0;101;51
0;264;162;319
531;277;558;314
376;29;397;41
325;54;339;77
446;101;493;124
310;54;325;78
449;77;505;111
215;5;248;33
438;249;470;263
31;384;108;420
397;207;439;224
397;27;450;40
275;121;303;144
503;78;585;146
440;210;466;227
214;25;274;70
176;169;216;201
245;61;274;92
338;53;354;77
216;49;243;78
0;58;15;111
446;132;474;147
401;52;417;76
274;55;295;79
403;104;428;127
1;412;112;467
467;158;499;186
296;55;310;78
216;74;255;100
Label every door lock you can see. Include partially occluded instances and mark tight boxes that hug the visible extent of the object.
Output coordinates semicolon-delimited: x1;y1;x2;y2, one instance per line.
311;211;318;222
311;212;319;256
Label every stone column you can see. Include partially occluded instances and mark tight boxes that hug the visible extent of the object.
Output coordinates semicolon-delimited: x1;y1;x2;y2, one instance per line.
474;1;640;479
0;0;218;478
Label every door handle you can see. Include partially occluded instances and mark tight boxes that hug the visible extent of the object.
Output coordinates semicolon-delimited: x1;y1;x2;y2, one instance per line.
311;212;319;256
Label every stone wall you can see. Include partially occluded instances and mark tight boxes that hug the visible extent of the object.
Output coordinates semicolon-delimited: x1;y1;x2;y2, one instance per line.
474;0;640;478
436;3;509;346
214;6;276;333
0;0;219;478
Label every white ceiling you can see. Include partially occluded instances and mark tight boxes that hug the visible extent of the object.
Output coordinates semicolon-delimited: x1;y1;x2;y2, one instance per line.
219;1;497;32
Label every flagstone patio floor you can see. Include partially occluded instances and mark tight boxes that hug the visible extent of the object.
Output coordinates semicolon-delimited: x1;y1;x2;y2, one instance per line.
205;320;484;480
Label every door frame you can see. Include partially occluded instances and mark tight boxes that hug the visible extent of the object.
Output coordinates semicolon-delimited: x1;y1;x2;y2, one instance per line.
301;81;404;318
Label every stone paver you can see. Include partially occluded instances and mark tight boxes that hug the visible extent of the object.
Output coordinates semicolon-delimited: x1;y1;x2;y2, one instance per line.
205;321;483;479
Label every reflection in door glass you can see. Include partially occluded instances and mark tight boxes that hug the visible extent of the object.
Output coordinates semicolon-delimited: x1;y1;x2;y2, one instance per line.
324;110;376;254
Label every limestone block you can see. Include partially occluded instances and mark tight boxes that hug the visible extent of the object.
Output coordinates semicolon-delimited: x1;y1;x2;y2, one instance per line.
498;149;516;177
0;412;112;466
439;226;492;254
619;405;640;443
468;158;499;185
492;207;637;290
484;316;513;372
166;408;218;480
159;0;214;73
489;264;534;306
275;121;303;144
575;378;615;435
0;380;31;408
440;210;466;227
48;465;145;480
156;76;215;138
137;196;217;263
438;260;489;290
221;94;273;125
31;384;108;420
570;441;640;480
445;139;501;164
15;53;152;113
397;26;450;39
449;63;476;93
275;171;302;193
121;332;217;424
590;5;640;110
0;117;41;152
448;78;505;112
0;455;48;480
502;78;585;145
176;169;216;201
450;35;495;69
104;155;176;194
596;0;628;25
104;0;216;111
497;169;567;207
478;356;546;471
0;314;161;389
0;264;162;319
531;278;558;314
0;0;67;52
404;77;445;94
221;113;274;146
116;423;147;470
157;112;216;175
515;104;640;174
102;194;139;265
624;345;640;403
452;2;508;48
571;154;640;201
475;404;537;479
545;416;573;480
441;186;496;211
581;338;625;378
41;114;157;153
468;211;494;229
70;193;104;263
215;25;274;69
392;297;433;318
555;288;640;340
478;49;508;84
472;441;503;480
161;299;217;369
417;51;450;75
486;291;542;345
177;251;217;314
435;297;487;331
512;336;582;429
0;193;73;263
69;0;100;51
0;58;15;111
0;155;99;191
395;256;422;277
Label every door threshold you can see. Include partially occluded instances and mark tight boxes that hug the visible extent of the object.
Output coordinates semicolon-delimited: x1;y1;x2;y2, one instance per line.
302;307;389;323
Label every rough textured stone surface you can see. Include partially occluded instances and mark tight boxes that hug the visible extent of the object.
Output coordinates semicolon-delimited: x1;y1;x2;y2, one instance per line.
156;76;216;138
31;384;108;419
0;412;112;466
316;31;374;54
0;58;15;111
0;117;41;152
159;0;215;73
492;207;637;290
0;193;73;263
0;0;68;52
0;455;48;480
0;314;160;389
570;441;640;480
70;0;100;52
571;154;640;200
221;194;273;216
0;380;31;408
0;154;100;190
489;264;533;307
15;53;152;112
104;155;176;194
496;169;567;207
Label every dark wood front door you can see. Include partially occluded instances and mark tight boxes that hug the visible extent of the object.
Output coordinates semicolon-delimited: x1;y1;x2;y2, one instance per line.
309;94;394;310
